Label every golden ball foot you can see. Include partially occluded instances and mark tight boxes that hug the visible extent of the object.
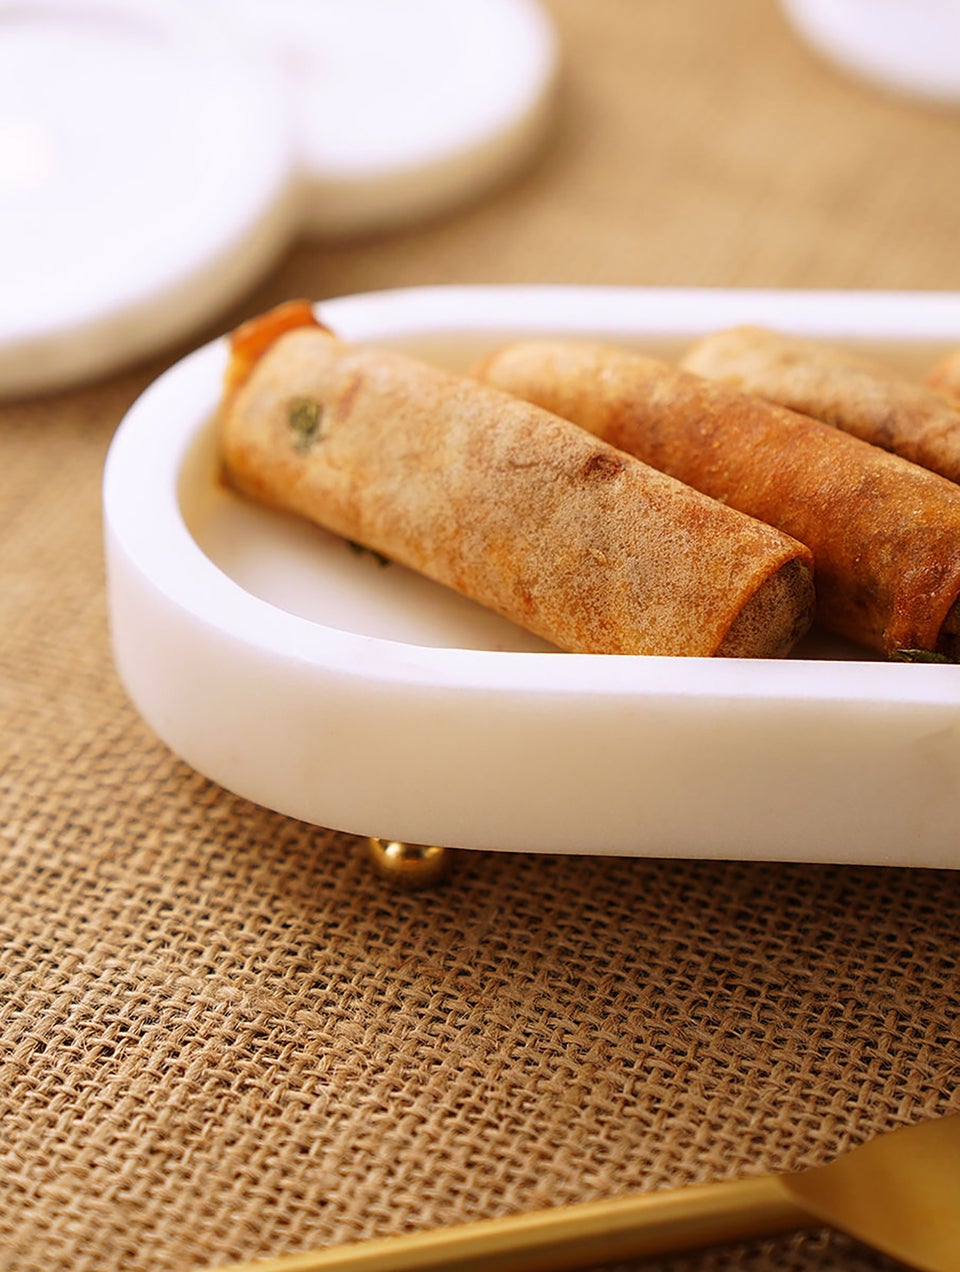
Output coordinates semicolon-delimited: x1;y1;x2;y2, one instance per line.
366;838;451;889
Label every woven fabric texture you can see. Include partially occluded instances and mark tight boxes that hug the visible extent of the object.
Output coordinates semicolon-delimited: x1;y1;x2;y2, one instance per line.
4;2;960;1269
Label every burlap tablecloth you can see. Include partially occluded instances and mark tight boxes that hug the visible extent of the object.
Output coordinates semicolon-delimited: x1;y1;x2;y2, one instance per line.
3;3;960;1269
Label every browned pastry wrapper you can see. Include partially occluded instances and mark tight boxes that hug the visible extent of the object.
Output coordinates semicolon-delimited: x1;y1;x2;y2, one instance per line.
681;325;960;485
472;338;960;658
219;327;815;659
928;349;960;403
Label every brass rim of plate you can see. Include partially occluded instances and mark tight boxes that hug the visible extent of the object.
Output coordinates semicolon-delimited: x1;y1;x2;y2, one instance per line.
367;838;451;888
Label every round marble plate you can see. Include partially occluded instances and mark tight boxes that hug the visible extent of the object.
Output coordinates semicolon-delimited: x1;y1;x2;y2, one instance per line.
781;0;960;105
204;0;560;237
0;0;298;396
0;0;559;394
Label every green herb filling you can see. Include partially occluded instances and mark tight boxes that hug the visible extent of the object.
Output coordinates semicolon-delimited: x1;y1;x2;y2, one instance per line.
288;396;324;450
891;648;951;664
346;540;391;568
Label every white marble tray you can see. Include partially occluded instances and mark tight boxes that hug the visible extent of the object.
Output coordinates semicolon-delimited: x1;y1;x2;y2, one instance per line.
103;285;960;865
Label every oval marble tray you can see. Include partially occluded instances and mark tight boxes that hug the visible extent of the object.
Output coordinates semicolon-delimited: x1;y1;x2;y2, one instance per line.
103;285;960;865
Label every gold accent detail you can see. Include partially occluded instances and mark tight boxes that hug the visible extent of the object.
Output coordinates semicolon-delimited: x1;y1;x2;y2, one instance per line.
366;839;450;889
205;1115;960;1272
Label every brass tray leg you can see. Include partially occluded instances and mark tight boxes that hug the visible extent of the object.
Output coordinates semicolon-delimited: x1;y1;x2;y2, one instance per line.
366;838;452;889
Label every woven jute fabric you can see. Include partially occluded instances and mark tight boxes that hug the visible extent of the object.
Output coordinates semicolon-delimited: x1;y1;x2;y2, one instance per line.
3;3;960;1270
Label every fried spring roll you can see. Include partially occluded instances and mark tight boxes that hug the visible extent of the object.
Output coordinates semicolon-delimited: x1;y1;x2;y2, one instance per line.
927;349;960;403
472;338;960;659
681;325;960;485
218;312;814;659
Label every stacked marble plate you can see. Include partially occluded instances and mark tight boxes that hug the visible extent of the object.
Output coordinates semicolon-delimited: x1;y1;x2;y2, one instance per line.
0;0;559;395
781;0;960;106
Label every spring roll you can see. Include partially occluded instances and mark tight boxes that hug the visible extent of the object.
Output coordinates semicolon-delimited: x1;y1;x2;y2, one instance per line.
218;308;814;659
927;349;960;403
472;338;960;659
680;325;960;485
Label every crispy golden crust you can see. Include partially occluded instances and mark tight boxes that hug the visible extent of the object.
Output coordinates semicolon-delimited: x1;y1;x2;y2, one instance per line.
473;338;960;657
681;325;960;485
928;349;960;404
224;299;323;393
219;327;814;659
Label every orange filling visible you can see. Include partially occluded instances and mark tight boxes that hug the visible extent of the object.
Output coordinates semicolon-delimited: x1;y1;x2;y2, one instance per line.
225;300;327;393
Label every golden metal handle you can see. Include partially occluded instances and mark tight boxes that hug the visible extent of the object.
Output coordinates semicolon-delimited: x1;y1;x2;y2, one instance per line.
213;1173;812;1272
